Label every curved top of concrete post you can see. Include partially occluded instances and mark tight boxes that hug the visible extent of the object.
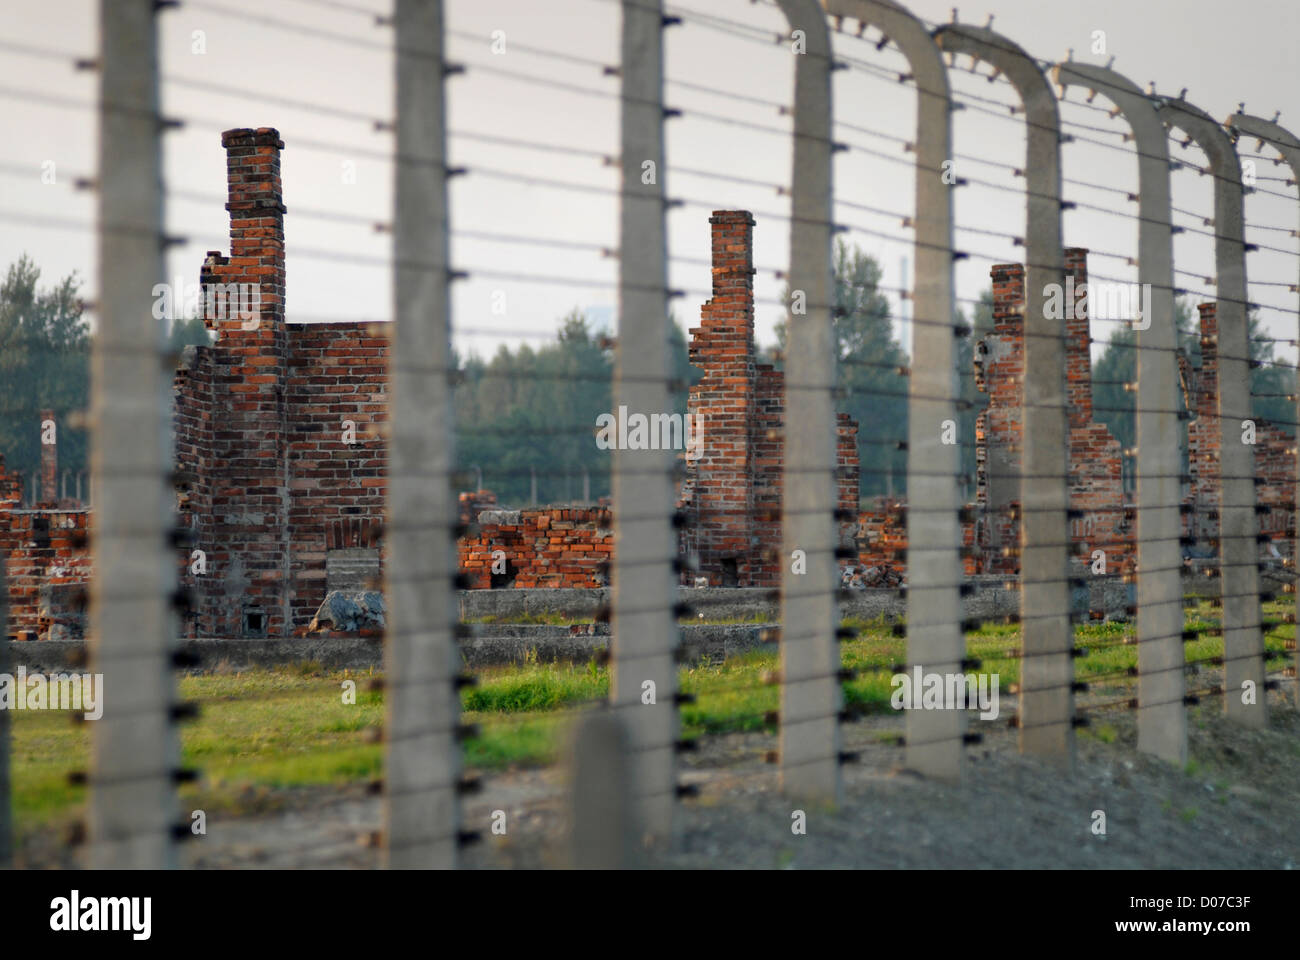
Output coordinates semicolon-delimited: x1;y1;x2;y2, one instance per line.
822;0;950;101
777;0;832;59
777;0;833;160
931;22;1062;279
933;22;1054;114
1157;97;1240;181
1052;61;1168;154
1227;112;1300;170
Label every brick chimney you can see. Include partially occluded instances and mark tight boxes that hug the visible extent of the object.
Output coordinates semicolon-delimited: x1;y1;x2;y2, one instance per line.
1063;247;1093;429
978;263;1026;569
201;127;286;338
1196;302;1218;419
199;127;291;637
1187;302;1222;549
691;210;756;364
39;408;57;505
686;211;758;585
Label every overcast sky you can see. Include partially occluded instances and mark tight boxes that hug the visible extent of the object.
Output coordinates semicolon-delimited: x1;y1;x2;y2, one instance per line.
2;0;1298;364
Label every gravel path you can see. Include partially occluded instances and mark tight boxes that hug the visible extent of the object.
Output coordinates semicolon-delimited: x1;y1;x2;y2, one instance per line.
16;687;1299;869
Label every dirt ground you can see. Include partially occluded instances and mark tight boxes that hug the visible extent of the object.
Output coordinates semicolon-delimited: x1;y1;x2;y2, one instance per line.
15;680;1300;870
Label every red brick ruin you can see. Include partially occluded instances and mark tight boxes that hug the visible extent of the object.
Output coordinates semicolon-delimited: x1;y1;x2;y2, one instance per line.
677;211;860;587
1;164;1295;637
971;250;1131;577
171;128;389;638
1183;302;1295;560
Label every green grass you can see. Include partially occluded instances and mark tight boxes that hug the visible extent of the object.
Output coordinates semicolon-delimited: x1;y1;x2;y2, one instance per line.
10;599;1294;836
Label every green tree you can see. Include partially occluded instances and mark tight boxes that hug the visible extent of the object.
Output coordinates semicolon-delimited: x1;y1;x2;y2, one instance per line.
775;239;909;501
168;314;213;353
453;309;693;504
0;255;90;494
1091;298;1291;490
1091;298;1198;458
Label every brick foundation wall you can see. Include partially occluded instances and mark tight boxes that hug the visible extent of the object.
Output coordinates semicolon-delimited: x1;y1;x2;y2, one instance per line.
852;497;908;585
459;506;612;588
1;430;94;641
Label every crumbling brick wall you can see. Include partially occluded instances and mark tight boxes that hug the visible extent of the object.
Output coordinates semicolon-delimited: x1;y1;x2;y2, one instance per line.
1185;301;1295;562
284;322;388;624
459;506;612;588
852;497;908;586
1062;248;1132;575
0;501;90;641
973;251;1131;575
973;262;1026;573
1185;302;1225;557
23;135;1284;642
1;419;93;641
849;498;979;587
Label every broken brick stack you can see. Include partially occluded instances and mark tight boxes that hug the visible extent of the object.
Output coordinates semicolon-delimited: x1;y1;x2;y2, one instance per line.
676;211;861;587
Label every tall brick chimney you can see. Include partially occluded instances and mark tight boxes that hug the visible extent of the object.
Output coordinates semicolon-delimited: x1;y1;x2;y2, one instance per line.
978;251;1129;575
1186;302;1222;550
39;408;57;505
686;211;758;585
1063;247;1093;429
692;211;757;360
199;127;291;637
1196;302;1218;419
976;262;1026;571
201;127;286;337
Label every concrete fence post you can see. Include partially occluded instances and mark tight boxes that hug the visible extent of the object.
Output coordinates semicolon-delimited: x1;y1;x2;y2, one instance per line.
611;0;679;847
384;0;461;868
1225;111;1300;710
934;22;1074;763
776;0;840;805
1054;62;1187;764
824;0;964;780
90;0;180;868
1159;98;1266;728
567;710;635;868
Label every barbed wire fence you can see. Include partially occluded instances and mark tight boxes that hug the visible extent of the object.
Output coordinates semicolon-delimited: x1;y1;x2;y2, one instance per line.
0;0;1296;869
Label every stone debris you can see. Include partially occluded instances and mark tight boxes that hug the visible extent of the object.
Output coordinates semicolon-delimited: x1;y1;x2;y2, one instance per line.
307;590;386;634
